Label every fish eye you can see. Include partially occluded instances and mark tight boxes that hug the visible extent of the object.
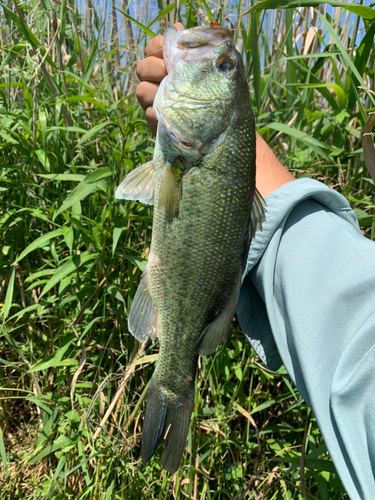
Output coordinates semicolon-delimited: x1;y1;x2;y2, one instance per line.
217;58;235;71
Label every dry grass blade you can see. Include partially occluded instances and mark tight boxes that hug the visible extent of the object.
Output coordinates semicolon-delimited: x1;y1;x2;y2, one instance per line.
70;324;87;409
90;342;145;442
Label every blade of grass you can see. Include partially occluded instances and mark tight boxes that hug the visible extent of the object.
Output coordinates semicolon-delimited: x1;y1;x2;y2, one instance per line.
0;428;9;480
2;266;15;320
248;1;375;21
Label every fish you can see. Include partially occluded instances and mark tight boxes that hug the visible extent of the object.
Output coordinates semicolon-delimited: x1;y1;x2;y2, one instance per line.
115;25;265;474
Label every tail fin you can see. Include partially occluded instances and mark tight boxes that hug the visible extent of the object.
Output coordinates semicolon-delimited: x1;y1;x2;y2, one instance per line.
142;376;195;474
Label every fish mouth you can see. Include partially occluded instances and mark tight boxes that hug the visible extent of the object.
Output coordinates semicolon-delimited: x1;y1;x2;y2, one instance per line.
176;28;234;64
164;26;234;71
154;25;236;151
176;26;232;48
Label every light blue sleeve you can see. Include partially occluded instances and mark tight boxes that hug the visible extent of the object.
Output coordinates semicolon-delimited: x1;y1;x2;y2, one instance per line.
237;178;375;500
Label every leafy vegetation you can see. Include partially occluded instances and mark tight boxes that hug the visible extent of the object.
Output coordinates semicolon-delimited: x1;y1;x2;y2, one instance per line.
0;0;374;498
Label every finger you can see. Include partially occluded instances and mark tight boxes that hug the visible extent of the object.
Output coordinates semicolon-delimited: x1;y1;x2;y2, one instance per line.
136;81;159;111
141;21;185;137
145;34;164;58
145;107;158;136
145;23;184;58
136;56;166;83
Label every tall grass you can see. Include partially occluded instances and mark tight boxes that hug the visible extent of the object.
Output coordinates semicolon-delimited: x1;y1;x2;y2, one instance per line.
0;1;374;498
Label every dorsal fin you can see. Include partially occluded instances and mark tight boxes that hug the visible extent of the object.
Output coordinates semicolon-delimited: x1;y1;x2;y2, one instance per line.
249;187;266;239
363;113;375;184
196;269;241;355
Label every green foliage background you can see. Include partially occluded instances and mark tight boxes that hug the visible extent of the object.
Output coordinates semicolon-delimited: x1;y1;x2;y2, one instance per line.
0;0;374;498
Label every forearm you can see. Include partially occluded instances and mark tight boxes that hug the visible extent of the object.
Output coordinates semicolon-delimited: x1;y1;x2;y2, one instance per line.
238;178;375;499
255;133;295;197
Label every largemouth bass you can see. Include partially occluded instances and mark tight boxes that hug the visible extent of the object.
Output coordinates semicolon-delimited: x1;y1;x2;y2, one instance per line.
116;25;264;474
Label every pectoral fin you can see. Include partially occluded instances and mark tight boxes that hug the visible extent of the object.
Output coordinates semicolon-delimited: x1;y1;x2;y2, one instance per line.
128;266;158;343
159;164;182;223
115;161;156;205
196;269;242;356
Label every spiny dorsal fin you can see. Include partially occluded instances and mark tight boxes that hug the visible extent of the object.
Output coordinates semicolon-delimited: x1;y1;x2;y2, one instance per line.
158;163;182;223
363;113;375;185
249;187;266;239
115;161;155;205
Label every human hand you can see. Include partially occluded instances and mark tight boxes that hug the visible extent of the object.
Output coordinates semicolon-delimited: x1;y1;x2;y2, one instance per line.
136;22;184;135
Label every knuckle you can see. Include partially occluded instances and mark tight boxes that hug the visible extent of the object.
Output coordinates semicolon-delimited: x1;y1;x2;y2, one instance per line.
135;83;146;107
146;34;163;57
154;34;163;45
136;59;145;80
145;106;155;120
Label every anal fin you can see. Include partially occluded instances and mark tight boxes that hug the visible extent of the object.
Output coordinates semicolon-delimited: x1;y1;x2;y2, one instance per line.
196;269;242;356
115;161;156;205
128;266;158;343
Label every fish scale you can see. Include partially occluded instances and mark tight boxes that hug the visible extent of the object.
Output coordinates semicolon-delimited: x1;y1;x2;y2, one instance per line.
115;25;264;474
